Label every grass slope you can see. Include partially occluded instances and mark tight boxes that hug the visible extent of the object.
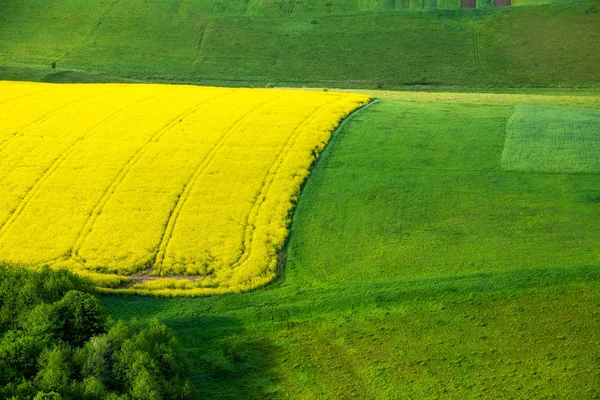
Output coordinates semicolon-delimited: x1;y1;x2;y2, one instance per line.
0;1;599;88
104;266;600;399
104;91;600;398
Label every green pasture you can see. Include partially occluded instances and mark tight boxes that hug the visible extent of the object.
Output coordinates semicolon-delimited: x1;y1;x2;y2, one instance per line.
104;91;600;398
1;0;599;88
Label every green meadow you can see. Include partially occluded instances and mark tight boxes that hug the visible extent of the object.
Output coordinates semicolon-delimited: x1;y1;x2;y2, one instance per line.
1;0;599;88
1;0;599;398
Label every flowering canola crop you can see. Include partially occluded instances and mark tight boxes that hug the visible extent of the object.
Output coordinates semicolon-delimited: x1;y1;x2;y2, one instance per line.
0;81;369;295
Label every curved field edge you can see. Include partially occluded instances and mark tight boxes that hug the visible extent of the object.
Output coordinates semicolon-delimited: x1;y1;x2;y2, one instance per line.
0;82;370;295
94;98;373;296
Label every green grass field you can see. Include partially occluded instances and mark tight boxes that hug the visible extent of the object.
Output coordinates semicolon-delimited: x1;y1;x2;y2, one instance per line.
1;0;599;88
288;96;600;285
103;91;600;398
103;267;600;398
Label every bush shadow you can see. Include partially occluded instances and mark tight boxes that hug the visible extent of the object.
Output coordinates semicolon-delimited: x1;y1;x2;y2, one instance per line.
162;315;281;399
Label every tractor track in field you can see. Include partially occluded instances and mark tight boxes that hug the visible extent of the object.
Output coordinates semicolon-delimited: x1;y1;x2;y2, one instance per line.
0;95;91;155
224;97;344;273
472;27;488;78
152;96;281;269
131;96;357;284
192;24;209;66
54;0;121;63
289;0;299;14
142;97;373;287
67;94;228;265
90;0;122;37
0;90;45;108
129;269;213;284
0;94;156;240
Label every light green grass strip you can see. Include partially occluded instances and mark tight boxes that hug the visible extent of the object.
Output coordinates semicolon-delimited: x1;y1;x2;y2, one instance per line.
502;105;600;173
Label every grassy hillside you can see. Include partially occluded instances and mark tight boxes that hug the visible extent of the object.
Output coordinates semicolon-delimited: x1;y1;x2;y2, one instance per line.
104;90;600;398
1;0;599;88
104;267;600;399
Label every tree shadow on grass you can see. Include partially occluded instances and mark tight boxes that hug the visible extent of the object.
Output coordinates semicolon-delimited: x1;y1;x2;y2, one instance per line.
162;315;281;399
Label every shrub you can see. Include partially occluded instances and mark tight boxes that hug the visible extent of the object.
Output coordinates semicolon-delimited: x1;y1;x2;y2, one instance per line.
0;331;47;382
35;346;72;395
0;267;192;399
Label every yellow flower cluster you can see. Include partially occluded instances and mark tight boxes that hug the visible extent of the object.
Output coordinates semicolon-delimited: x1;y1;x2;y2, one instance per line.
0;81;369;295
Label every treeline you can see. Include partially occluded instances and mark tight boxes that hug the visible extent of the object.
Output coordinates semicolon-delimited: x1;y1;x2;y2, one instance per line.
0;266;191;400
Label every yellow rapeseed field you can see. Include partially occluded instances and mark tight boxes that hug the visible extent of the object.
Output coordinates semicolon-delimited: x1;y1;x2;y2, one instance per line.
0;81;369;295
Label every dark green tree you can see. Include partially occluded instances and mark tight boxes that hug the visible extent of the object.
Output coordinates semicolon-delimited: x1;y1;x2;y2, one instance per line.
55;291;105;347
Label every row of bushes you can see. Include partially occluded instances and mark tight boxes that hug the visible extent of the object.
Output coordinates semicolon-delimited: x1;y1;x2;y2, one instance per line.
0;266;191;399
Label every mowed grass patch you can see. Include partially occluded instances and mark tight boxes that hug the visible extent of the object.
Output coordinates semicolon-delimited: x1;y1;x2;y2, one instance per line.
502;106;600;173
0;81;368;295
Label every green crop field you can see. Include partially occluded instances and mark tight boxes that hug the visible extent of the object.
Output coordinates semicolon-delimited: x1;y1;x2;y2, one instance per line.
1;0;599;398
287;96;600;285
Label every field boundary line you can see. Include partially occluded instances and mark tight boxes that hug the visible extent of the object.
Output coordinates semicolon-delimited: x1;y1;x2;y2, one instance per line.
0;95;91;154
472;26;488;77
225;97;345;273
269;98;376;284
152;96;282;269
0;94;157;240
68;93;231;265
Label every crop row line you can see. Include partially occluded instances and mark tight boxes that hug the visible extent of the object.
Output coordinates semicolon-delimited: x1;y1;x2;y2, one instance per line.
153;96;281;269
228;97;344;272
0;94;157;244
0;89;45;108
68;93;228;266
0;95;91;155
